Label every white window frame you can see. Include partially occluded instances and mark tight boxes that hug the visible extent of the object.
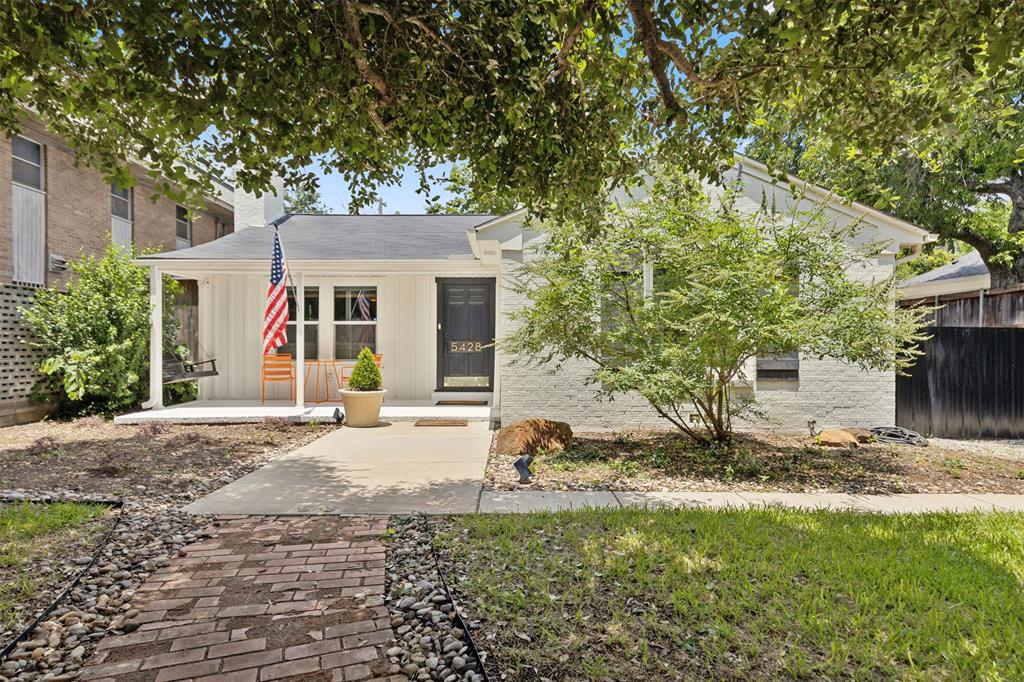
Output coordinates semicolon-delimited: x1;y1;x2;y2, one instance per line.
281;286;320;359
11;134;44;192
111;184;132;221
175;205;192;249
332;286;378;360
10;134;47;287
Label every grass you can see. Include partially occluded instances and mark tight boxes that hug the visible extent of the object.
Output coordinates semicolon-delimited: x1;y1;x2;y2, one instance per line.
0;502;110;630
440;509;1024;680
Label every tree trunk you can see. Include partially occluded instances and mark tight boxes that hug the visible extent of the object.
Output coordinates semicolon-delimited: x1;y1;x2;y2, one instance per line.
970;173;1024;288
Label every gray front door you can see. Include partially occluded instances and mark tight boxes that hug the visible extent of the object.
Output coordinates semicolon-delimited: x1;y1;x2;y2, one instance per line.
437;278;495;391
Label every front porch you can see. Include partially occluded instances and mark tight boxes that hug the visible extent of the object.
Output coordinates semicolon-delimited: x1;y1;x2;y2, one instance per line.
113;398;498;425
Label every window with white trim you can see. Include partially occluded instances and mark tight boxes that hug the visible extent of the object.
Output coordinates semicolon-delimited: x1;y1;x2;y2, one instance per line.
175;205;192;247
111;184;132;220
11;135;43;190
279;287;319;359
756;352;800;382
333;287;377;359
10;135;46;286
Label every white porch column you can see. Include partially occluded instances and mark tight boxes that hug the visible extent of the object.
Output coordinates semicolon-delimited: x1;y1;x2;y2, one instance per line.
295;272;305;408
142;265;164;410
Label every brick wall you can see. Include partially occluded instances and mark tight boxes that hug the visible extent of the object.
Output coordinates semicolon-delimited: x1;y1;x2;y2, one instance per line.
497;249;897;432
3;116;233;287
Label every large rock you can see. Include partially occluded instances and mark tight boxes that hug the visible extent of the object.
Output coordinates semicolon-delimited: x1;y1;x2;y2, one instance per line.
816;428;859;448
842;427;875;444
495;418;573;457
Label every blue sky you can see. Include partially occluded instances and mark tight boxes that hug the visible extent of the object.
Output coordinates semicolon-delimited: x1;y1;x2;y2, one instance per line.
310;162;454;214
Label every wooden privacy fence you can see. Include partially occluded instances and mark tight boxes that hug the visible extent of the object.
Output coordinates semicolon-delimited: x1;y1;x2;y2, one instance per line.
896;326;1024;439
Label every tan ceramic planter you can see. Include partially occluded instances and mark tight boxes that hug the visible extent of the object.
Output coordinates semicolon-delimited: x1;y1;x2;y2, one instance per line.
339;389;387;427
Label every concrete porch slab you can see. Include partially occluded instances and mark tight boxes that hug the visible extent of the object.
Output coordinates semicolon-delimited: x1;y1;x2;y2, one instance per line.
114;399;496;425
184;421;491;515
478;491;621;513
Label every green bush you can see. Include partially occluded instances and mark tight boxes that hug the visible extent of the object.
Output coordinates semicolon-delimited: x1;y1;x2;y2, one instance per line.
347;347;382;391
19;243;188;416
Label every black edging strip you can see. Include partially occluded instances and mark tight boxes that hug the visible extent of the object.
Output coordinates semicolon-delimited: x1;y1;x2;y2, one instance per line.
0;497;125;662
422;514;493;682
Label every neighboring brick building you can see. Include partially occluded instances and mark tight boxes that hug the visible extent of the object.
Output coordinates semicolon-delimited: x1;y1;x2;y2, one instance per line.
1;113;234;424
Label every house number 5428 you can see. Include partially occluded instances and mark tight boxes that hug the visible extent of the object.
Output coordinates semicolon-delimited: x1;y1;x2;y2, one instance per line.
450;341;483;352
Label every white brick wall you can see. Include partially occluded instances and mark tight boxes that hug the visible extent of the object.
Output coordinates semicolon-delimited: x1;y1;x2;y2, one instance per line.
497;250;897;432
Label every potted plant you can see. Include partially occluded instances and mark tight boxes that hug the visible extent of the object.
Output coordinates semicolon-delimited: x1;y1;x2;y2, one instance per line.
339;347;385;427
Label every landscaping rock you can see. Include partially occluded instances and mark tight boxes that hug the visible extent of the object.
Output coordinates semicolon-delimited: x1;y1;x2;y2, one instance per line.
494;418;573;457
386;516;487;681
816;428;859;448
842;427;875;444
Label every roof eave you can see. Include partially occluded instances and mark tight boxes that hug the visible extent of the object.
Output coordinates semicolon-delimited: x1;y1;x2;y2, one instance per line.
733;153;936;247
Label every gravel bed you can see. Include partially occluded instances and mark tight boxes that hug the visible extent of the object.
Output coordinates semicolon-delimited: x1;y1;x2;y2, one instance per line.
0;502;115;649
0;420;330;681
386;516;487;682
0;493;207;681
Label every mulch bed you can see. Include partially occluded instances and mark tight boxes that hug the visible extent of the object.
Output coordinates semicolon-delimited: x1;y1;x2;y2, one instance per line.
0;417;333;499
486;430;1024;494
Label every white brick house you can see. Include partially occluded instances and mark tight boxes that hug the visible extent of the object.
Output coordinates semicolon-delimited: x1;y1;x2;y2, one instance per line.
133;155;934;430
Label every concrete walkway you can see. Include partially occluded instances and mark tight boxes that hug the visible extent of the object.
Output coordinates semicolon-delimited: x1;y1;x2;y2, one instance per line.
478;490;1024;513
186;422;491;515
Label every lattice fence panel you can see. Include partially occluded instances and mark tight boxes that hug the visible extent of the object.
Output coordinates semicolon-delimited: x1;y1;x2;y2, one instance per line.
0;284;47;402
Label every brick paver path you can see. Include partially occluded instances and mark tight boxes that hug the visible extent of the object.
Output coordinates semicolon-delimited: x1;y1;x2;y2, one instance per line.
79;515;403;682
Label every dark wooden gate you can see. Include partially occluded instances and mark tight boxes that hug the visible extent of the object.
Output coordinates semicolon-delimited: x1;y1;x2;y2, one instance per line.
896;327;1024;438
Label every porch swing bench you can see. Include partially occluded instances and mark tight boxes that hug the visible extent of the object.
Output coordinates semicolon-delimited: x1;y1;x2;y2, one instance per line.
163;352;219;384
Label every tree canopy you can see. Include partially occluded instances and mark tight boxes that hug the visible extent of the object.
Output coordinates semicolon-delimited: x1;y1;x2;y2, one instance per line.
748;64;1024;286
284;185;330;214
2;2;1022;219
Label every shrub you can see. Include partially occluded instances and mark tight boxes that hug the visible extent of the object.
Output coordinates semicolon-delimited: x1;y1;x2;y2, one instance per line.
19;243;186;416
347;348;382;391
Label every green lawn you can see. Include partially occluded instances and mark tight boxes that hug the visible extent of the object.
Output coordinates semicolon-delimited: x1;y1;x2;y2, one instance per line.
0;501;110;630
440;509;1024;680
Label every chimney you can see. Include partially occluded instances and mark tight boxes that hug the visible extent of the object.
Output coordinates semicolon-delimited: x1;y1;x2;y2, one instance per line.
233;171;285;231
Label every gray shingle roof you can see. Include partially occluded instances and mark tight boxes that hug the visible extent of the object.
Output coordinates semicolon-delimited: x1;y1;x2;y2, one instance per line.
144;214;497;261
901;250;988;286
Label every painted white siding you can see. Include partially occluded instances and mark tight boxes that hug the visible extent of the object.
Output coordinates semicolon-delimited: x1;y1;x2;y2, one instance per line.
192;269;492;402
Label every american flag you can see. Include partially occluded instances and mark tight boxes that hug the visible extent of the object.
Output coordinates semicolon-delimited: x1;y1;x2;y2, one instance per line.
262;231;288;354
355;290;372;320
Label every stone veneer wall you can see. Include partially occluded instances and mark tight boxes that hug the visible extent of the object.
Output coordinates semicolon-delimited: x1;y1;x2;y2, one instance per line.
497;250;897;432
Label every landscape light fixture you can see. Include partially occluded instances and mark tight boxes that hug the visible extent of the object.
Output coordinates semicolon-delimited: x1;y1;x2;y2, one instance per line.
333;408;345;424
513;455;534;483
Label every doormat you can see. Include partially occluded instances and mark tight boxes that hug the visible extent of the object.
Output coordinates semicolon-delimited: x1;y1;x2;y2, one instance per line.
435;400;488;406
415;419;469;427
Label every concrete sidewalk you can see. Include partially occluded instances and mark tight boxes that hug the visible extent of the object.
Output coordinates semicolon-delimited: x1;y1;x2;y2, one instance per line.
478;490;1024;513
186;422;491;515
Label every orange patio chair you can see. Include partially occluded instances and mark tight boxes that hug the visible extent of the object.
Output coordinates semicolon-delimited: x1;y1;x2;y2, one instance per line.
261;353;295;403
